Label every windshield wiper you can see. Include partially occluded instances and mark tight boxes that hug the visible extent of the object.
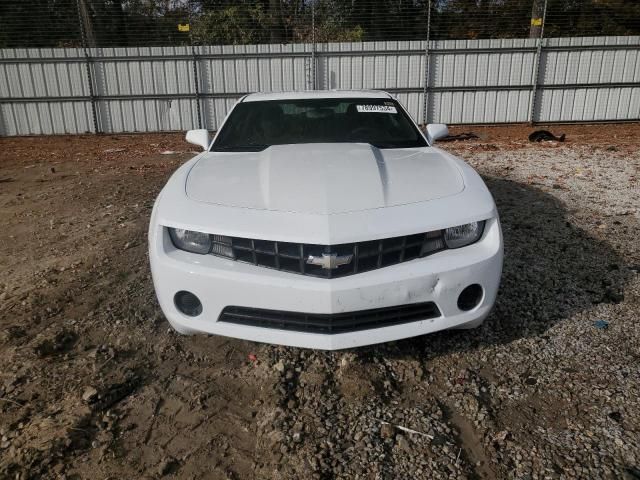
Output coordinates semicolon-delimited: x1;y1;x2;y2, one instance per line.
211;144;270;152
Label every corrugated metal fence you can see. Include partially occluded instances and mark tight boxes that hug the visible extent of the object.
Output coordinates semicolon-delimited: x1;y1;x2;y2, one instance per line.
1;36;639;135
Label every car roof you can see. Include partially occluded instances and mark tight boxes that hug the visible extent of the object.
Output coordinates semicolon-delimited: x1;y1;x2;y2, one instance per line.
242;90;393;102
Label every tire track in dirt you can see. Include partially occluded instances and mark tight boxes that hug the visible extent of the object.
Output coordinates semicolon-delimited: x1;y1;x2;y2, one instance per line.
437;400;496;479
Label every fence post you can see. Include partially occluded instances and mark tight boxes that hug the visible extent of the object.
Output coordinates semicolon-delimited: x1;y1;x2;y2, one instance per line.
529;0;548;124
421;0;432;126
188;0;203;129
311;0;317;90
76;0;99;134
191;48;203;130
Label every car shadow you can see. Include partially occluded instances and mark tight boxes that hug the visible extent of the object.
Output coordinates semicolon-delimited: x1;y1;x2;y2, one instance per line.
354;176;633;360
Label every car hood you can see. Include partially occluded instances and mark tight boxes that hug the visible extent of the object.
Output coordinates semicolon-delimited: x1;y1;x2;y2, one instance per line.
185;143;464;215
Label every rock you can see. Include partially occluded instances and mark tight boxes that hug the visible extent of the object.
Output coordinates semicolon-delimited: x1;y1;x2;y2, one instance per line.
157;457;178;476
34;329;78;357
82;387;98;403
608;411;622;423
380;423;394;439
274;360;285;373
89;376;140;411
395;434;411;453
603;288;624;304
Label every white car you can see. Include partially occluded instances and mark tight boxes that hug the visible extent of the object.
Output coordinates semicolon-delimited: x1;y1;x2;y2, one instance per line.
149;91;503;350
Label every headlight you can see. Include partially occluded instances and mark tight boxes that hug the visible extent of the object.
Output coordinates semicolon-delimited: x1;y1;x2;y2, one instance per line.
168;228;212;254
168;228;235;257
444;221;485;249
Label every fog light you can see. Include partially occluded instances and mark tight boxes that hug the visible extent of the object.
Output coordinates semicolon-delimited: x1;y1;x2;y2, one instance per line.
457;284;483;311
174;291;202;317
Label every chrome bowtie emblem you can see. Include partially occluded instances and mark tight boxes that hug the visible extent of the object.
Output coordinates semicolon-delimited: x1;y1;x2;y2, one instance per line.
306;253;353;270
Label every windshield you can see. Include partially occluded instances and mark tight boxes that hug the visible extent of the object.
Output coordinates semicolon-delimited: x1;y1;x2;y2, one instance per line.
211;98;428;151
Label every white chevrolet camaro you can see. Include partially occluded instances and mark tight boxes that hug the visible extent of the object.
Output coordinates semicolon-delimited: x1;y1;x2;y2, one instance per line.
149;91;503;350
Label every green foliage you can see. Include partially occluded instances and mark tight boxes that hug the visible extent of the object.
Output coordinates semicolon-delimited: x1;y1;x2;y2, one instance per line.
544;0;640;37
431;0;533;39
292;1;365;42
0;0;82;48
192;5;267;45
0;0;638;48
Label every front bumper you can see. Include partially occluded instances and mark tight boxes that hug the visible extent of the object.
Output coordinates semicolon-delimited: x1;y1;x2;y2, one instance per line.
149;218;503;350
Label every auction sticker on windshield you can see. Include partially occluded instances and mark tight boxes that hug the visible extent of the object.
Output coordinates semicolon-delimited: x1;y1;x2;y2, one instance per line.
356;104;397;113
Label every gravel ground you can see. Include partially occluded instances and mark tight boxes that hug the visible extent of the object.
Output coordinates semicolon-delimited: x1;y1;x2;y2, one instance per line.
0;125;639;479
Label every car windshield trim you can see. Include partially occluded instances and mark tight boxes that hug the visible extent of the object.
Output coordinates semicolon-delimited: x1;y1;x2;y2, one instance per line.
210;141;426;152
210;97;427;152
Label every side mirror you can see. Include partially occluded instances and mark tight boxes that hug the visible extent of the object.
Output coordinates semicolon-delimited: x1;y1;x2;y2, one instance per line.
425;123;449;144
185;129;210;151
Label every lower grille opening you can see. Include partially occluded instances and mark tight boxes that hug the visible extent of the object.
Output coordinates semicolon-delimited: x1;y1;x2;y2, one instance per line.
218;302;441;334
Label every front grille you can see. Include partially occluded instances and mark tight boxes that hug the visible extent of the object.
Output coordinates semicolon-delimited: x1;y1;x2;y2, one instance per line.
218;302;441;334
213;231;445;278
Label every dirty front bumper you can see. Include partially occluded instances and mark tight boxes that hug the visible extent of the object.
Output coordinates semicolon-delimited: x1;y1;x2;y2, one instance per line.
149;218;503;350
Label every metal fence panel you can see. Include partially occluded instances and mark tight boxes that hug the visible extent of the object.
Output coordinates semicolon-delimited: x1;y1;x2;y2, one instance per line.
535;36;640;122
97;98;199;133
95;53;194;96
541;37;640;85
0;36;639;135
199;44;311;94
536;86;640;122
429;38;537;87
429;90;533;124
1;100;94;135
0;57;88;99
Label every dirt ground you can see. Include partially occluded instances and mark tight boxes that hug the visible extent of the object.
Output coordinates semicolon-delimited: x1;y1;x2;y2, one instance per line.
0;124;639;479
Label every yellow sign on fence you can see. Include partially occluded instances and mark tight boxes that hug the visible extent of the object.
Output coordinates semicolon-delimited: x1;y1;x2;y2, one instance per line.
178;24;190;32
531;18;542;26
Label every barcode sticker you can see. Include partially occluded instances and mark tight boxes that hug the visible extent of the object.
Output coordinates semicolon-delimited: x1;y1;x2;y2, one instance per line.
356;105;397;114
